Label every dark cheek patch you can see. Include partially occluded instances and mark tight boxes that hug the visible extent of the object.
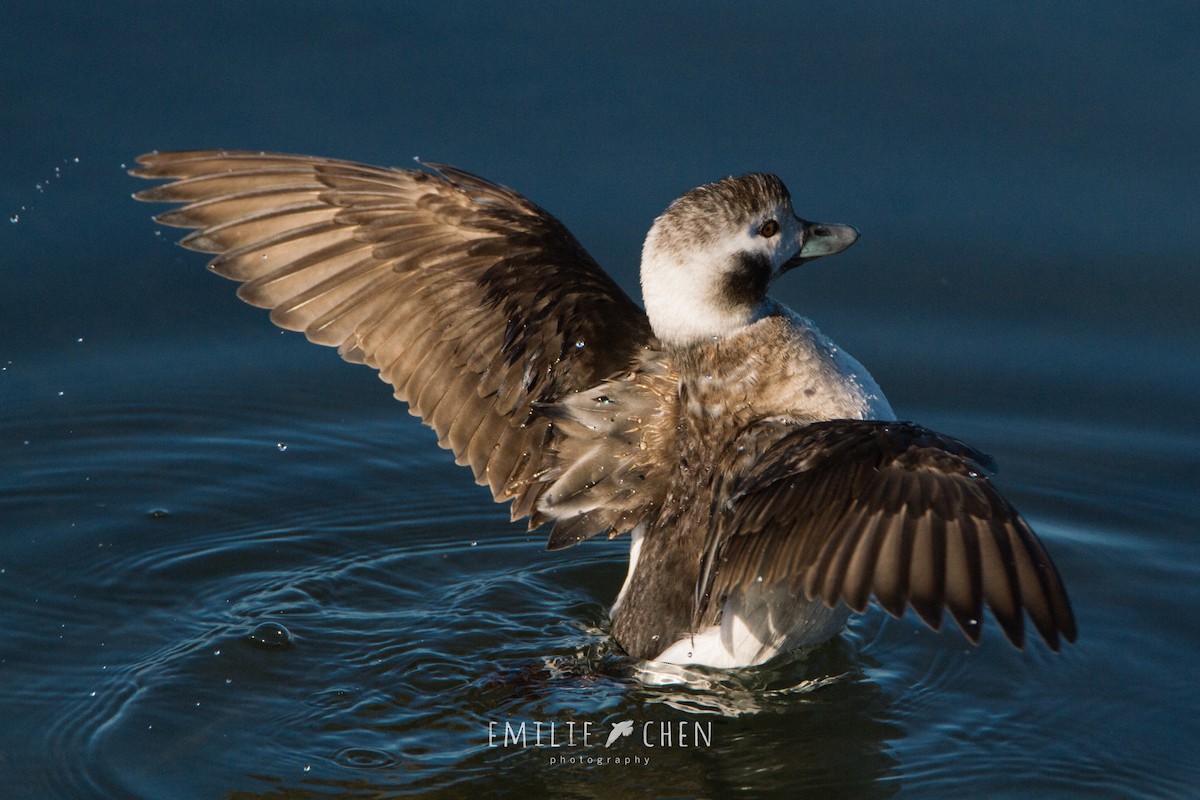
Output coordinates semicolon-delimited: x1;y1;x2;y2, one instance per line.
721;251;772;311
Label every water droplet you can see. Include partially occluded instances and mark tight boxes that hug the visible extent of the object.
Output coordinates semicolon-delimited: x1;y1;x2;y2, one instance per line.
56;391;64;397
8;214;17;224
147;508;169;519
574;339;586;349
276;442;288;452
76;337;84;343
246;621;292;650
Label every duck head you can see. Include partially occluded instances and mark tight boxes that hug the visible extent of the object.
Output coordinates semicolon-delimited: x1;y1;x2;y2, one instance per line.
640;173;858;347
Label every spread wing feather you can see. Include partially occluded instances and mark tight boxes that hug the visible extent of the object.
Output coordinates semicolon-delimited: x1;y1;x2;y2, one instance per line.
704;420;1076;649
132;150;654;530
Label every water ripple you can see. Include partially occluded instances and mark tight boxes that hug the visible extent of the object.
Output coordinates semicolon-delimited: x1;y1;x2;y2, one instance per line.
4;398;1198;798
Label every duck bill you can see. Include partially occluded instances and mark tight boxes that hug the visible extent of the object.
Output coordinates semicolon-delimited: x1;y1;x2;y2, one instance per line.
782;222;859;272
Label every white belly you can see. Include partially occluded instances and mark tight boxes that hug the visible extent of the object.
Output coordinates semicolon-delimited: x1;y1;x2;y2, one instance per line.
650;580;851;668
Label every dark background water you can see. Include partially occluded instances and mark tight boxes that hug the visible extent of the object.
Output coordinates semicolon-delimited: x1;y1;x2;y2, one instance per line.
2;3;1198;798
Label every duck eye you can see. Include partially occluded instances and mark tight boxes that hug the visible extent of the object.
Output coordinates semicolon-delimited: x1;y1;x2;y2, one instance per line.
757;219;780;238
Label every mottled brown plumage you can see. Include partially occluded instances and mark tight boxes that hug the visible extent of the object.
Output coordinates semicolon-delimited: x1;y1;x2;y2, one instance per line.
709;421;1075;650
132;151;1075;666
133;151;652;522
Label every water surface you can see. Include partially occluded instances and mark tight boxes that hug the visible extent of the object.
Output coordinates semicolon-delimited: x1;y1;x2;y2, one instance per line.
3;3;1199;798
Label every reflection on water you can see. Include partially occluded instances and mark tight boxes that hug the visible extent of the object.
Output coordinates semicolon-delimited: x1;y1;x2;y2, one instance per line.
70;532;903;800
2;344;1197;798
4;1;1199;794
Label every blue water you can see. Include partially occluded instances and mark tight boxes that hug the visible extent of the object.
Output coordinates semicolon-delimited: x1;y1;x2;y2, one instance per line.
3;3;1199;798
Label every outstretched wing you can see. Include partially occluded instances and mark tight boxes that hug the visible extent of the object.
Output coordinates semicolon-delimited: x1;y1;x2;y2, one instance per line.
701;420;1076;649
132;150;654;528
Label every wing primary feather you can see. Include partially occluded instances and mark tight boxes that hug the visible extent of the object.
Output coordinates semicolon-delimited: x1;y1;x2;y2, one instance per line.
132;150;654;534
842;509;886;613
980;516;1025;648
908;507;947;631
943;516;984;643
872;510;913;618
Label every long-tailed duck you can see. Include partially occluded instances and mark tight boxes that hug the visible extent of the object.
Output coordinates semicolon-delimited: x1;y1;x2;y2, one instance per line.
131;151;1075;668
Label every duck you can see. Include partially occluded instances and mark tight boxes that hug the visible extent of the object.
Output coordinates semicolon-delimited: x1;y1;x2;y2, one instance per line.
131;151;1076;668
